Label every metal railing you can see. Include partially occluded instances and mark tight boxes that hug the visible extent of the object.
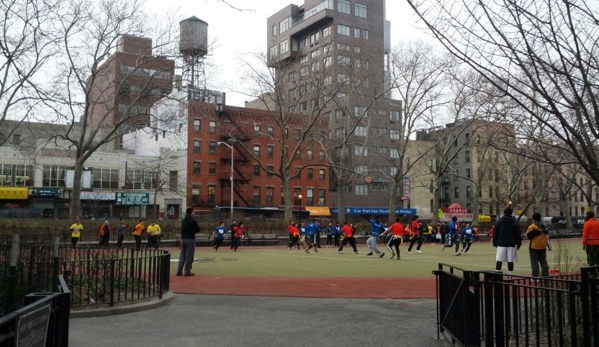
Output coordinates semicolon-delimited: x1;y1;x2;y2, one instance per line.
0;275;70;347
434;263;599;347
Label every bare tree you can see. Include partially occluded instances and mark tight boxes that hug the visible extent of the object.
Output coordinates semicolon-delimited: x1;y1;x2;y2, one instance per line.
407;0;599;188
0;0;57;144
238;52;334;221
384;41;451;221
44;0;178;219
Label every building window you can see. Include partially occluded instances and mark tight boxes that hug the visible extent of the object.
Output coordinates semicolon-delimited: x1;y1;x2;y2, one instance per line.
265;186;274;206
125;169;158;190
307;168;314;179
323;26;331;37
319;150;325;161
466;168;471;179
92;168;119;189
319;188;326;206
193;161;201;174
354;27;361;38
280;40;289;54
295;167;301;179
454;187;460;198
267;145;274;158
254;124;261;137
267;165;274;177
2;164;33;187
272;24;277;36
267;126;274;137
253;164;261;177
355;184;368;195
355;145;367;156
254;145;261;157
363;29;368;39
42;165;71;187
455;170;459;180
465;150;470;163
390;110;400;121
337;0;350;14
169;171;178;192
209;121;216;133
390;130;400;140
193;140;201;153
466;186;472;198
279;17;289;33
337;24;350;36
13;134;21;145
319;168;325;180
193;119;201;131
294;129;301;140
209;141;217;153
288;88;297;99
288;71;297;82
209;162;216;175
355;3;367;17
305;188;314;205
191;184;201;205
355;125;367;136
390;148;399;158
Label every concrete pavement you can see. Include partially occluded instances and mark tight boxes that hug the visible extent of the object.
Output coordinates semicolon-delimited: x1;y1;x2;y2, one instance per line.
69;294;449;347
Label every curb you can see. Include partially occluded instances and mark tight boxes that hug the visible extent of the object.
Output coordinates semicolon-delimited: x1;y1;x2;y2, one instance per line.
70;290;175;318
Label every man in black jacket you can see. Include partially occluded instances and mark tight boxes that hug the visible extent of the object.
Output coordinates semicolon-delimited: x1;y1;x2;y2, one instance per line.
176;207;201;276
493;207;522;278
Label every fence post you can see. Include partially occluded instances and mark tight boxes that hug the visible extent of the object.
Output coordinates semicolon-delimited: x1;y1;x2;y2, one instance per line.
109;259;115;307
53;237;60;290
6;234;20;314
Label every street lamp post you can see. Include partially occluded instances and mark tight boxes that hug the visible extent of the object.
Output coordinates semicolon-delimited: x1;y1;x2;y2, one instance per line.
298;194;303;227
217;139;236;226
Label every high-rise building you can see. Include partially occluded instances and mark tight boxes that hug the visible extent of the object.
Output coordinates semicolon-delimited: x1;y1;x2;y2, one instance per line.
267;0;403;208
88;35;175;135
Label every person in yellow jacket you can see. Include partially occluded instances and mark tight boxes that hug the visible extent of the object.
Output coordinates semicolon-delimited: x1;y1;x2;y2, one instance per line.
146;221;161;249
525;212;549;279
70;220;84;249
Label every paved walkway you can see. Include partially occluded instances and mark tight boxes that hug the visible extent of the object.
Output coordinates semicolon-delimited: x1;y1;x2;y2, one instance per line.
70;294;448;347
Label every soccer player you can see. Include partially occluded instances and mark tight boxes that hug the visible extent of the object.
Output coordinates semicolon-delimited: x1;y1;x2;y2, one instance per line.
70;220;84;249
211;221;228;251
493;207;522;278
338;221;358;254
383;217;405;260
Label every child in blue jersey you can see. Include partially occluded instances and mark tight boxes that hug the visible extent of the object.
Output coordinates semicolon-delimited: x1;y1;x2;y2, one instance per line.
361;212;385;258
305;219;322;253
326;222;334;247
443;216;460;254
333;222;342;247
211;221;228;251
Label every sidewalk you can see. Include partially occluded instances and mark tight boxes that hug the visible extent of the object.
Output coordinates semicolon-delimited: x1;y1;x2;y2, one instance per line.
70;294;448;347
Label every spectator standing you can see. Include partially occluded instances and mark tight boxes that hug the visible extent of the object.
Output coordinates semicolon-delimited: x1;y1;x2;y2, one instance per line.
525;212;549;279
493;207;522;278
232;221;246;252
133;220;144;250
326;222;334;247
582;211;599;266
146;221;161;249
70;220;84;249
176;208;201;276
115;220;127;248
338;222;359;254
211;222;228;252
99;220;112;247
383;217;405;260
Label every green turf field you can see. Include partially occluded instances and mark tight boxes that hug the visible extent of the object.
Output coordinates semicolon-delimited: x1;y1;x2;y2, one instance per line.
169;239;588;278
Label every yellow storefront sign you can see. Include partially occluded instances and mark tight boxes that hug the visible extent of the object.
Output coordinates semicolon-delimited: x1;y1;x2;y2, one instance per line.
0;187;29;200
304;206;332;217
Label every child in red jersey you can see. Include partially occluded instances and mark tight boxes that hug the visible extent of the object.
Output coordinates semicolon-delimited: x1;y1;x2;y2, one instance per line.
233;221;245;252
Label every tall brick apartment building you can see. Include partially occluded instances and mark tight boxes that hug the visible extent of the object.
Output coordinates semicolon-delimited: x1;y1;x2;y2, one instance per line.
266;0;403;208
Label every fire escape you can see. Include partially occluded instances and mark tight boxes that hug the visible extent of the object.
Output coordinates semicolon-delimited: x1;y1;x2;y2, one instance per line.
217;107;252;207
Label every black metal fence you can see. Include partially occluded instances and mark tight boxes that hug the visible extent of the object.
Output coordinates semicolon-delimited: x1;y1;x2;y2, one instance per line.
0;275;71;347
434;263;599;347
1;235;170;315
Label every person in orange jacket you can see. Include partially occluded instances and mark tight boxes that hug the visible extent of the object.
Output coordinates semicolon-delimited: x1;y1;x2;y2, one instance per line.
582;211;599;266
99;220;112;248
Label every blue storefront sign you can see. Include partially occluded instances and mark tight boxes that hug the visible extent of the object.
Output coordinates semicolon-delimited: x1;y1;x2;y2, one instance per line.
330;207;417;215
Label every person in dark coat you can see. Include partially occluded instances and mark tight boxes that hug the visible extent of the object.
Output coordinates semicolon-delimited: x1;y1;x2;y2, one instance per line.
176;208;201;276
493;207;522;278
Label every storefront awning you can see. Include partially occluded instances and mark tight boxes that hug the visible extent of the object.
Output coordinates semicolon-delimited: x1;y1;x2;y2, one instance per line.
33;187;61;198
0;187;29;200
304;206;331;217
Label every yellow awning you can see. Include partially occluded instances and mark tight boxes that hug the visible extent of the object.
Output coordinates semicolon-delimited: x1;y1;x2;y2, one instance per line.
304;206;331;217
0;187;29;200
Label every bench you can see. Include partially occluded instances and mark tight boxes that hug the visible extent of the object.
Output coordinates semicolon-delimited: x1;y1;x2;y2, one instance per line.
175;233;212;247
263;234;279;246
248;234;264;246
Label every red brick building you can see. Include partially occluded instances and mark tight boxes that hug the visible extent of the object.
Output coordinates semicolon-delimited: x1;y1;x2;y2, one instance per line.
185;101;329;211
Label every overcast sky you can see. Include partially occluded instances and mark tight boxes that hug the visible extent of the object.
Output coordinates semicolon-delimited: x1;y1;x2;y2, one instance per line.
146;0;433;106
